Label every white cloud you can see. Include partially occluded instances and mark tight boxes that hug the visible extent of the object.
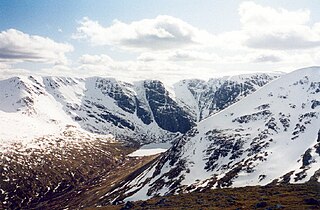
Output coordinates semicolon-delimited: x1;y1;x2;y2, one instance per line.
72;2;320;72
239;1;310;28
0;62;11;69
0;68;34;80
73;16;212;51
77;54;130;77
3;3;320;84
38;65;76;77
0;29;73;64
79;54;114;65
253;54;282;63
239;1;320;50
75;55;214;85
138;50;219;62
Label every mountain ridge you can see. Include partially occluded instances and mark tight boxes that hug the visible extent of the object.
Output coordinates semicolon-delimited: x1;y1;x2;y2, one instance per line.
2;67;319;209
100;66;320;203
0;72;279;146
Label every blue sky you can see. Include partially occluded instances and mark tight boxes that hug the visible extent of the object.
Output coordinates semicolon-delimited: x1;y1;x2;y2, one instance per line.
1;0;320;83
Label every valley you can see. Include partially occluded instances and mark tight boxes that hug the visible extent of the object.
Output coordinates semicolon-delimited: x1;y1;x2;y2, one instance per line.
0;67;319;209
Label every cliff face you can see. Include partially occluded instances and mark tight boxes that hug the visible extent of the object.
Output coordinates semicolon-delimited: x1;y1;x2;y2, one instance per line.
103;67;320;203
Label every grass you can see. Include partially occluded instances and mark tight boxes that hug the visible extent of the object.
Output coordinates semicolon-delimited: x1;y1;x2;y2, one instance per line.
0;131;160;210
88;182;320;210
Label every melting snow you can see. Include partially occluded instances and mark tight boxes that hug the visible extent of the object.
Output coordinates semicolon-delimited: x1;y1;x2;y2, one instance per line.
128;142;171;157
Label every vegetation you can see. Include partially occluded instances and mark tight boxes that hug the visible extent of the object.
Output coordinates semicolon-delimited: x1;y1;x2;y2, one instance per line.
89;182;320;210
0;130;159;209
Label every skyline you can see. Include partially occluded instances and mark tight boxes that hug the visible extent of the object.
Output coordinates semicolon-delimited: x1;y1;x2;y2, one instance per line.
1;0;320;84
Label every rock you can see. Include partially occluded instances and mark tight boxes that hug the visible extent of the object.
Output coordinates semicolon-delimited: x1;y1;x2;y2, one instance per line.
265;204;284;210
140;201;148;207
155;198;169;206
304;198;319;205
274;204;284;209
302;149;312;167
144;80;194;133
121;201;134;210
255;201;267;208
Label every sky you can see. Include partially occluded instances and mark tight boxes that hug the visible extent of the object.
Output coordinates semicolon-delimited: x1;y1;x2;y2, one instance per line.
1;0;320;84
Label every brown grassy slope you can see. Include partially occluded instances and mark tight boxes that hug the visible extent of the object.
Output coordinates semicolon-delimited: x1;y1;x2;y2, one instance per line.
33;153;159;209
89;182;320;210
0;130;160;210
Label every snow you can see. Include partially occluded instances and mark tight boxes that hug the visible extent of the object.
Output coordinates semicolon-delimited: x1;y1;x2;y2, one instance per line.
128;148;167;157
0;76;81;151
121;66;320;200
173;80;201;120
128;142;171;157
173;73;280;122
0;75;178;150
198;66;320;186
1;67;319;203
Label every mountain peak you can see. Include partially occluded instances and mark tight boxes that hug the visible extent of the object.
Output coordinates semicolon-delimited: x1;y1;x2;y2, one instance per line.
104;67;320;202
0;72;278;144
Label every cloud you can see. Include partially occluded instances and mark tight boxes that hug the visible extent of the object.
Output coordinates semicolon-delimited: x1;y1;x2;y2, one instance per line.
3;3;319;83
73;16;211;51
245;32;320;50
77;54;125;76
253;54;282;63
239;1;320;50
0;62;11;69
138;50;219;62
239;1;310;28
79;54;113;65
0;29;73;64
75;54;215;84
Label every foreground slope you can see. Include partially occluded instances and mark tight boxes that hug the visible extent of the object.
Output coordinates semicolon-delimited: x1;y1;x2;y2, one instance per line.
96;183;320;210
105;67;320;202
0;126;159;210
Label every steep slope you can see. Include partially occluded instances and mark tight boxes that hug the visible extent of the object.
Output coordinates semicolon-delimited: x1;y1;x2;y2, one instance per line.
104;67;320;203
0;74;277;145
174;73;280;121
0;76;195;145
41;77;191;144
0;76;77;147
0;126;155;210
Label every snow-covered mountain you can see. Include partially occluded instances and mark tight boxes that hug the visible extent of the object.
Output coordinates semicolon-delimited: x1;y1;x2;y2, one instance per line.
174;73;279;121
0;72;279;209
104;67;320;202
0;73;277;145
0;76;193;145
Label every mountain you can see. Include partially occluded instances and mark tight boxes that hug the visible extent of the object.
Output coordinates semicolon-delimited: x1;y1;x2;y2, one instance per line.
174;73;279;121
0;73;278;145
0;76;192;145
0;72;279;209
103;67;320;203
0;126;154;209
